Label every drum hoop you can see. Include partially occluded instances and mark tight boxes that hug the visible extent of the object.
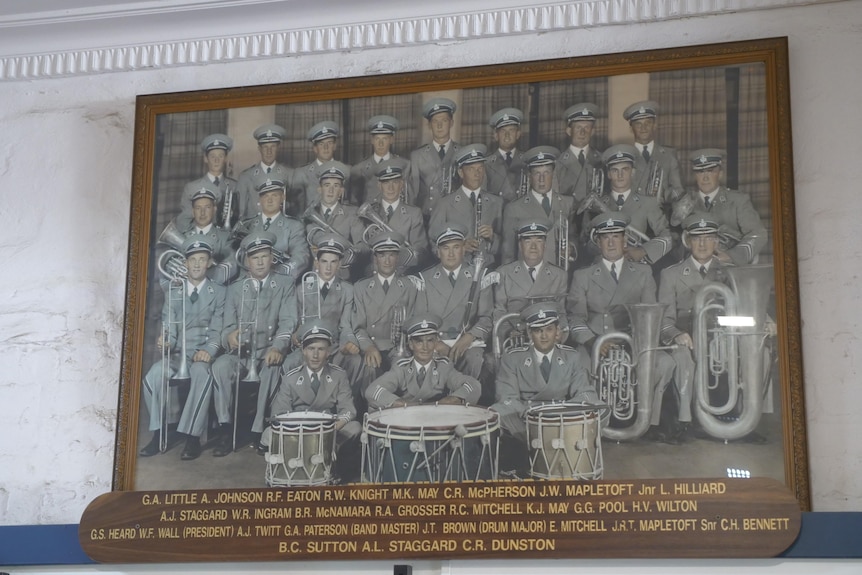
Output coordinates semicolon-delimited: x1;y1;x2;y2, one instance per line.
272;411;337;431
365;405;499;438
525;402;599;424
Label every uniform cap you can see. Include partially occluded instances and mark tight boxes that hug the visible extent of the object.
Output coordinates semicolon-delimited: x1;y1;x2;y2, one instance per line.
433;222;468;245
201;133;233;153
405;314;441;338
190;186;217;203
307;121;339;143
422;97;457;119
181;236;213;257
375;158;408;181
521;302;560;328
489;107;523;129
368;115;399;134
315;233;346;256
623;100;659;122
517;217;552;238
590;212;630;234
316;160;349;182
454;143;488;167
564;103;599;123
300;320;335;344
602;144;638;166
682;213;720;235
240;230;277;254
371;231;405;253
252;124;286;143
524;145;560;168
690;148;724;171
255;176;286;195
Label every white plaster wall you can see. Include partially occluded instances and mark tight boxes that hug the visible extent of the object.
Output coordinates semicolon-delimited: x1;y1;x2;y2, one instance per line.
0;0;860;547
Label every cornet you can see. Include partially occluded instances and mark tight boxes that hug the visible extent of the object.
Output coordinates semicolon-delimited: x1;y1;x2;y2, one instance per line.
440;163;456;197
216;185;239;231
390;305;409;361
645;162;664;200
517;168;529;199
555;210;575;271
357;202;417;266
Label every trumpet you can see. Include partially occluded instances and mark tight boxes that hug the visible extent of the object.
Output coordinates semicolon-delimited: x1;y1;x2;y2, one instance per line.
390;305;409;361
589;167;605;197
645;162;664;200
440;163;456;197
216;185;239;231
300;271;321;324
302;206;356;266
517;168;529;198
357;202;417;266
555;209;575;271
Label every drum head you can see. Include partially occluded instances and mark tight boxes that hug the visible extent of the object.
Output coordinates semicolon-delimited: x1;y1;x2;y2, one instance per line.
272;410;336;430
526;402;598;423
367;404;497;430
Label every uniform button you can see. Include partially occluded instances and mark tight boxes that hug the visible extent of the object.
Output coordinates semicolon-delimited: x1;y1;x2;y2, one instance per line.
371;336;376;341
371;323;376;328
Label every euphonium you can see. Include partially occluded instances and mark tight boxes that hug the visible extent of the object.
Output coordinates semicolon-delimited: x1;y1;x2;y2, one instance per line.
357;202;417;266
591;303;668;441
301;206;356;266
692;265;773;441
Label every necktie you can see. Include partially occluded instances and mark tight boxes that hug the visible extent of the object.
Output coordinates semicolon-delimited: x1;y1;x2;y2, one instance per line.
469;192;476;206
386;205;394;221
438;145;446;160
263;217;271;231
213;176;220;186
505;151;512;167
699;265;707;279
382;279;390;294
540;355;551;382
266;167;272;174
310;372;320;394
190;287;198;303
610;262;618;283
704;196;712;210
324;208;332;221
198;229;204;235
578;149;586;167
616;194;625;209
528;267;536;282
642;147;650;163
376;157;383;164
541;195;551;216
449;271;456;287
321;282;330;299
418;366;427;386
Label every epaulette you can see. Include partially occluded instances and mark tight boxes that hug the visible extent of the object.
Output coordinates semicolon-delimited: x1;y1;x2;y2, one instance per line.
509;346;529;353
407;275;424;292
433;356;450;364
328;363;345;372
556;343;576;352
396;357;413;367
285;365;303;377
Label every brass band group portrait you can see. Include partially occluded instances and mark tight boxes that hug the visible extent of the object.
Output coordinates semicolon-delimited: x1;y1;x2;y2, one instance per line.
130;60;785;490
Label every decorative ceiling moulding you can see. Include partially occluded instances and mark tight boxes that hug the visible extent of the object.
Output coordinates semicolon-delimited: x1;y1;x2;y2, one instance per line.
0;0;836;81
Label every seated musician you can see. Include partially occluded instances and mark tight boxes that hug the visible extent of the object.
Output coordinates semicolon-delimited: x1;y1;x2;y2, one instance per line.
491;302;597;467
365;314;481;410
414;223;492;380
267;319;361;481
139;236;226;461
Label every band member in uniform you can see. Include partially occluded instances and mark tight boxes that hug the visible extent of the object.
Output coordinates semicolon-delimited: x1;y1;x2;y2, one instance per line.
414;223;492;380
366;314;481;409
353;232;420;393
291;121;344;215
360;159;430;272
269;320;361;479
595;144;673;265
349;115;410;206
237;175;311;281
210;231;298;456
623;100;683;205
409;98;460;220
493;217;569;349
501;146;576;267
235;124;293;220
556;103;604;202
492;302;597;447
675;149;768;265
566;213;674;440
657;214;725;443
428;144;503;267
484;107;525;203
176;134;236;230
304;160;368;280
139;237;226;460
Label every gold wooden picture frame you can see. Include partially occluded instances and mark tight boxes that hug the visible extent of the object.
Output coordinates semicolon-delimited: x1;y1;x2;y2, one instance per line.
113;36;809;512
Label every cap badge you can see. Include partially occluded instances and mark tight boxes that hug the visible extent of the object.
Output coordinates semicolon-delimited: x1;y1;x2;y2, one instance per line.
606;218;614;227
385;166;393;174
321;127;329;134
502;113;509;121
420;320;428;329
311;326;320;334
432;104;440;111
192;241;201;248
538;310;546;319
327;239;335;246
213;139;222;147
615;152;624;159
530;223;537;231
537;152;545;160
581;107;590;115
377;121;384;129
698;219;707;228
699;155;708;163
265;130;273;137
638;106;646;114
265;178;273;186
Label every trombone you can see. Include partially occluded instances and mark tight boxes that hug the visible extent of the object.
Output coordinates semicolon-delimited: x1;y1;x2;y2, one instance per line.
300;271;322;324
232;276;262;451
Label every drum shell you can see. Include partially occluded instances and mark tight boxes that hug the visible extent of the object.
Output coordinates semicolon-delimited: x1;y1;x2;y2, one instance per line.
266;412;336;487
526;403;602;480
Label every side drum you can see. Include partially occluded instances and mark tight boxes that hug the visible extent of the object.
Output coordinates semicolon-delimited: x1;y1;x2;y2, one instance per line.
265;411;336;487
525;402;603;480
361;404;499;483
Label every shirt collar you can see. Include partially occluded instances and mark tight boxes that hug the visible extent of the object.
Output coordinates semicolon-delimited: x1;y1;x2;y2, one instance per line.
188;278;208;295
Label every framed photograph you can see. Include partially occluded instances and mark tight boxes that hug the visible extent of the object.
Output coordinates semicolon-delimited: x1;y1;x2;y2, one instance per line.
114;36;809;510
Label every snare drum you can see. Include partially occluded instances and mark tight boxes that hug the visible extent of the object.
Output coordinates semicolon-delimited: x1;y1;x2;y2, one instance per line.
265;411;336;487
361;404;499;483
525;402;603;480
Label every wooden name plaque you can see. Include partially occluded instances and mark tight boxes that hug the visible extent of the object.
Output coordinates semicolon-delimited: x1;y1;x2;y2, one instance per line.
80;478;801;563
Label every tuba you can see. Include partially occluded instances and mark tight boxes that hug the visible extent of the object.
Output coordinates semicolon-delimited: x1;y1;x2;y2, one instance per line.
591;303;669;441
692;265;774;441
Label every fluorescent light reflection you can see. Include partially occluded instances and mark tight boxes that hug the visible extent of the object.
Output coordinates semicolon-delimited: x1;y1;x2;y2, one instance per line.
726;468;751;478
717;316;756;327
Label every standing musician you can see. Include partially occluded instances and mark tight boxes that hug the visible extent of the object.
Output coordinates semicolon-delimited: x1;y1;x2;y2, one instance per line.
623;100;684;205
365;314;481;409
501;146;576;267
409;97;460;220
235;124;294;220
291;121;346;216
352;232;420;395
268;320;361;480
491;302;597;457
556;103;604;202
139;237;226;461
414;223;493;380
428;144;503;267
349;115;410;206
304;160;368;280
210;231;298;457
675;149;768;265
593;144;673;266
176;134;236;230
657;214;726;443
236;175;311;281
484;107;526;203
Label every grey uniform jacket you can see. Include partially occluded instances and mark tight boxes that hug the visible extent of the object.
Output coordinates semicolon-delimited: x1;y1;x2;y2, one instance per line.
492;261;569;330
427;188;503;264
163;280;226;358
599;191;673;263
304;202;369;258
349;153;411;206
242;213;311;279
177;175;238;229
362;201;430;265
352;274;419;353
409;141;460;218
236;162;294;219
366;357;481;409
631;143;684;204
501;191;575;265
310;277;360;349
484;149;525;203
221;274;298;357
556;146;603;202
493;344;597;420
658;256;725;344
415;263;493;342
567;259;657;345
270;363;356;424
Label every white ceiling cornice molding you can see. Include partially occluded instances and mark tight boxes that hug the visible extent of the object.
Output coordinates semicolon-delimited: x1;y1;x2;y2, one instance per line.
0;0;839;82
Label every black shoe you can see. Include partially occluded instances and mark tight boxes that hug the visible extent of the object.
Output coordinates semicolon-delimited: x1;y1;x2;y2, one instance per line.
644;426;679;445
181;436;202;460
255;442;267;456
139;433;161;457
212;424;234;457
671;422;692;444
741;431;768;444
